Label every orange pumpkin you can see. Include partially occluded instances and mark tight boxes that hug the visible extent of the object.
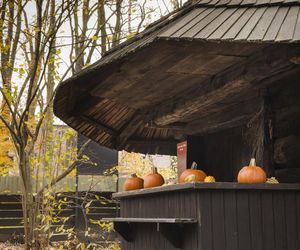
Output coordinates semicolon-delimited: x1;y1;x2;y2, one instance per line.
123;174;144;191
179;162;207;183
143;167;164;188
237;158;267;183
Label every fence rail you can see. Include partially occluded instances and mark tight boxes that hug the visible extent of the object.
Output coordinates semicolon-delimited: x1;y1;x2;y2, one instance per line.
0;192;119;243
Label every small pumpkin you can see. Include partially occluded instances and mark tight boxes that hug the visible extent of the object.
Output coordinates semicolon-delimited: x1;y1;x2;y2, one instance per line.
143;167;165;188
237;158;267;183
204;176;216;183
123;174;144;191
179;162;207;183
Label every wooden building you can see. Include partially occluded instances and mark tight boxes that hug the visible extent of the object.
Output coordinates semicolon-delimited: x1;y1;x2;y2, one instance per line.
54;0;300;249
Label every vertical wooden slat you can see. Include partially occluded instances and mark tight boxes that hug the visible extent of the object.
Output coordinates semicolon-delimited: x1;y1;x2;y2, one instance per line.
158;193;167;250
146;196;152;249
273;191;287;250
248;190;263;250
200;191;213;250
261;191;275;250
224;190;238;250
189;191;198;249
197;190;203;250
297;192;300;250
211;190;226;250
237;190;252;250
184;191;197;249
285;191;299;250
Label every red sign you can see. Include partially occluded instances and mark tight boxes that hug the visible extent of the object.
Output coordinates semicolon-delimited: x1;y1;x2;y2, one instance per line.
177;141;187;179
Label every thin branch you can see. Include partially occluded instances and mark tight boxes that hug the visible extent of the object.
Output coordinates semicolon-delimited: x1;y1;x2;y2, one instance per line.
37;139;92;196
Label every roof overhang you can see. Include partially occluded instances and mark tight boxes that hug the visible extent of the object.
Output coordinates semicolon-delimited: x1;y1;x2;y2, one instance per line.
54;0;300;155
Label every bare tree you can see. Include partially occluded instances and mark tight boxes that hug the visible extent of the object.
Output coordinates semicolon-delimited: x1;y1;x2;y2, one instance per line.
0;0;181;248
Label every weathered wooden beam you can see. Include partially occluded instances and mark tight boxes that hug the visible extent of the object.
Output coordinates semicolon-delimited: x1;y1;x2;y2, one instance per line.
77;115;118;137
183;98;261;135
274;135;300;166
153;45;300;126
145;121;186;130
255;67;300;90
127;138;178;147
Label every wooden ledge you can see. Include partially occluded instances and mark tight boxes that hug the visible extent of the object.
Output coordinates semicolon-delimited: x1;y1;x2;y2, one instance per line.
102;217;197;223
113;182;300;199
103;217;197;248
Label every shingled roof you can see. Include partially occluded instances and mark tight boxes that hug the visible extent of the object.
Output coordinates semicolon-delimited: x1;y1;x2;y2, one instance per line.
160;0;300;42
54;0;300;155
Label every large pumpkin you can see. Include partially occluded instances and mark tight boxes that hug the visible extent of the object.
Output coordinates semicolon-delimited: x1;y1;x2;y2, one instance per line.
144;167;164;188
123;174;144;191
237;158;267;183
179;163;207;183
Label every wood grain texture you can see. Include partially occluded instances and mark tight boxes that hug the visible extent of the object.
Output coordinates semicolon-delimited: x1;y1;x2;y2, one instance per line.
54;0;300;155
116;186;300;250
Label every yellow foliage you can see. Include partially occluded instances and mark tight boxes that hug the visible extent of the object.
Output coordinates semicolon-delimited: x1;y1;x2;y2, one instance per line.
0;106;16;176
117;151;153;178
118;151;177;184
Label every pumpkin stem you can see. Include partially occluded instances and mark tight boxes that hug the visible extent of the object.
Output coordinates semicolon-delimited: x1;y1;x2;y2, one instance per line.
249;158;256;167
152;167;158;174
191;161;198;170
131;173;137;178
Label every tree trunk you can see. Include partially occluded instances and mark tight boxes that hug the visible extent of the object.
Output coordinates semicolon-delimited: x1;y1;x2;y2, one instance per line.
112;0;122;48
19;151;35;249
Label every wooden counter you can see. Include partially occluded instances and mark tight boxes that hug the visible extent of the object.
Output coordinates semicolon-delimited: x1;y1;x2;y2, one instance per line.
109;183;300;250
113;182;300;198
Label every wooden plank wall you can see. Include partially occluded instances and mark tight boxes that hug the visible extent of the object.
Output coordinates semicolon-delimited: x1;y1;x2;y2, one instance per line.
186;127;251;182
119;188;300;250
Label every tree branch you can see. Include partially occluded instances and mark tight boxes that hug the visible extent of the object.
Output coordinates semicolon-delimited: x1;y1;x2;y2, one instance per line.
37;139;92;197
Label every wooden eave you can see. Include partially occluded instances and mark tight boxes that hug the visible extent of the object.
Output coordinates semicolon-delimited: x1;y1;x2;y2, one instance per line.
54;0;300;155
